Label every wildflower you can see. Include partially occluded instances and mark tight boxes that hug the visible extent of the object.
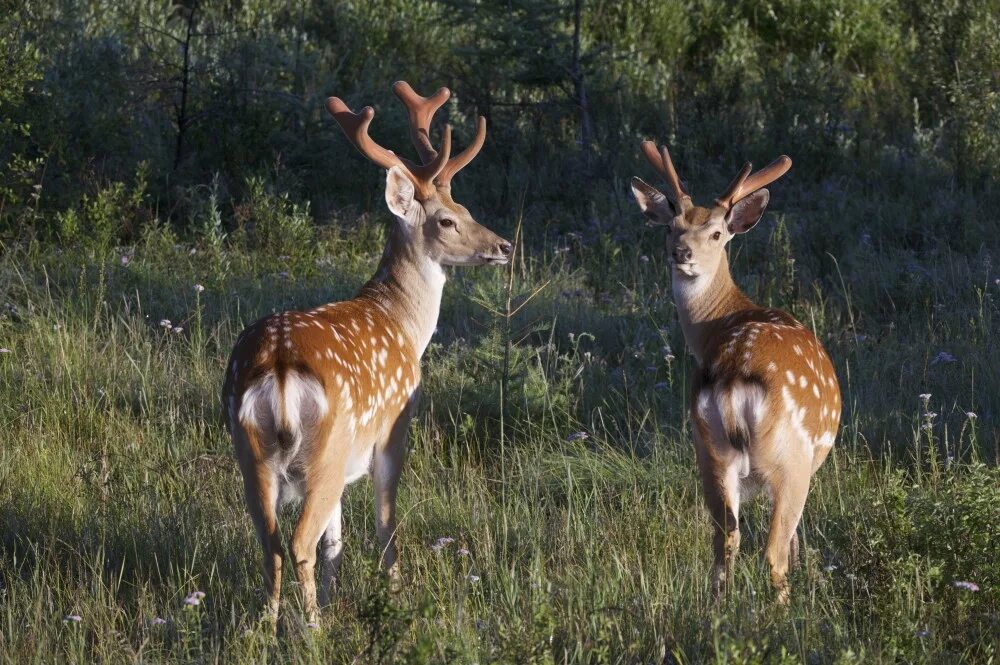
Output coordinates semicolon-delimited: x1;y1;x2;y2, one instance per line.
159;319;172;328
467;574;480;583
429;537;455;552
846;573;857;581
931;351;956;365
171;326;184;334
306;622;319;629
566;431;588;442
915;629;930;638
63;614;82;623
966;412;977;419
639;255;649;263
184;590;206;606
918;393;932;403
277;271;289;279
189;247;197;256
0;348;10;354
823;564;838;573
192;284;205;293
150;617;167;626
654;382;669;390
952;581;979;592
457;548;470;557
120;255;130;266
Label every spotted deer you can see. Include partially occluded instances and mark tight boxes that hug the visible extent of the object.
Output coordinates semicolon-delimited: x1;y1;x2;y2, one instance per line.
630;141;841;603
222;81;511;623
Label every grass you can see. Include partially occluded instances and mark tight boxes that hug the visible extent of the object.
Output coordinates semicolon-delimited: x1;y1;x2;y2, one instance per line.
0;192;998;663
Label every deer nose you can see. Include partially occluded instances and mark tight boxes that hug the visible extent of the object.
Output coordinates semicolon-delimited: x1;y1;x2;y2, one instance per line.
674;245;693;264
498;240;513;256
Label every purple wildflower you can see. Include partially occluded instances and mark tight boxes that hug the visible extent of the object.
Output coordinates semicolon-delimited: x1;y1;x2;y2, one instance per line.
429;537;455;552
184;590;206;606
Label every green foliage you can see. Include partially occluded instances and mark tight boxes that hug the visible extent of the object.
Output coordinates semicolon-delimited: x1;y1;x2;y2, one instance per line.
233;176;317;272
4;0;1000;230
1;0;999;661
54;163;149;250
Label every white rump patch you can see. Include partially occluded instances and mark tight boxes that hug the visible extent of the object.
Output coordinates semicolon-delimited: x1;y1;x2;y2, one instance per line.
238;370;329;452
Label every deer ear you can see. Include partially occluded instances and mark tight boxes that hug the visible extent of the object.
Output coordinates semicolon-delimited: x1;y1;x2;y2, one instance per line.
385;166;416;220
630;177;675;224
726;189;769;234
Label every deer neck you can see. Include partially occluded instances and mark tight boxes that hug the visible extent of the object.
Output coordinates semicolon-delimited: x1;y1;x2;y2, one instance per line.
672;254;755;366
357;223;445;358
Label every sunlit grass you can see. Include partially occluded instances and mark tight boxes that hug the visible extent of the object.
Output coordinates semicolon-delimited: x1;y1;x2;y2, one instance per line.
0;212;997;662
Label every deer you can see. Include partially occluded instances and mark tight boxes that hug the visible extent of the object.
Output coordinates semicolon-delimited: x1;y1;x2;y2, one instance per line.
222;81;512;624
630;140;841;604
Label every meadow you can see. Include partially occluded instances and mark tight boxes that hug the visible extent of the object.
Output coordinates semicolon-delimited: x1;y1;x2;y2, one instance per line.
2;0;1000;662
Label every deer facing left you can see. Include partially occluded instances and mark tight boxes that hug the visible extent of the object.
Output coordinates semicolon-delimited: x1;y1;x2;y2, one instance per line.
222;81;511;625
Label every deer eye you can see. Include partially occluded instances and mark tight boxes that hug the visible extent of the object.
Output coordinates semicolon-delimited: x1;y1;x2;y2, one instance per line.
439;218;455;228
711;231;722;241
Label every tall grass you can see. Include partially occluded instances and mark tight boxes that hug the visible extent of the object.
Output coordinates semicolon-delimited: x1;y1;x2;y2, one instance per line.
0;193;997;661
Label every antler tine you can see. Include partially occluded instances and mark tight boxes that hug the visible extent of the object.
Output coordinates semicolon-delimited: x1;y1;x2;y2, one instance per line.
393;81;451;164
326;95;453;198
326;97;401;171
716;156;792;209
640;140;689;206
436;115;486;190
715;161;753;209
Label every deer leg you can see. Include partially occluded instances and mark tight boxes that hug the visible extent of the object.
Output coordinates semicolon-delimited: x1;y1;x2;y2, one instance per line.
765;472;810;605
290;470;344;624
234;426;284;625
693;402;744;602
373;412;410;587
318;500;343;606
702;460;743;601
788;530;801;571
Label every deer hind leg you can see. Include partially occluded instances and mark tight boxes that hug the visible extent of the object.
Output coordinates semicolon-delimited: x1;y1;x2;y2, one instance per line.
318;501;343;607
693;398;746;601
234;426;284;623
764;471;810;605
373;411;411;587
289;454;345;625
788;530;801;571
702;456;745;601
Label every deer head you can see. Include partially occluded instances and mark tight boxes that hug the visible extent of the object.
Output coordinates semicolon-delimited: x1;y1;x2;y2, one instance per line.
630;140;791;284
326;82;511;266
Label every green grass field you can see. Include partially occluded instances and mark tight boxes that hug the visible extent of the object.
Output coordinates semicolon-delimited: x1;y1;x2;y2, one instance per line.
1;191;997;662
3;1;1000;659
